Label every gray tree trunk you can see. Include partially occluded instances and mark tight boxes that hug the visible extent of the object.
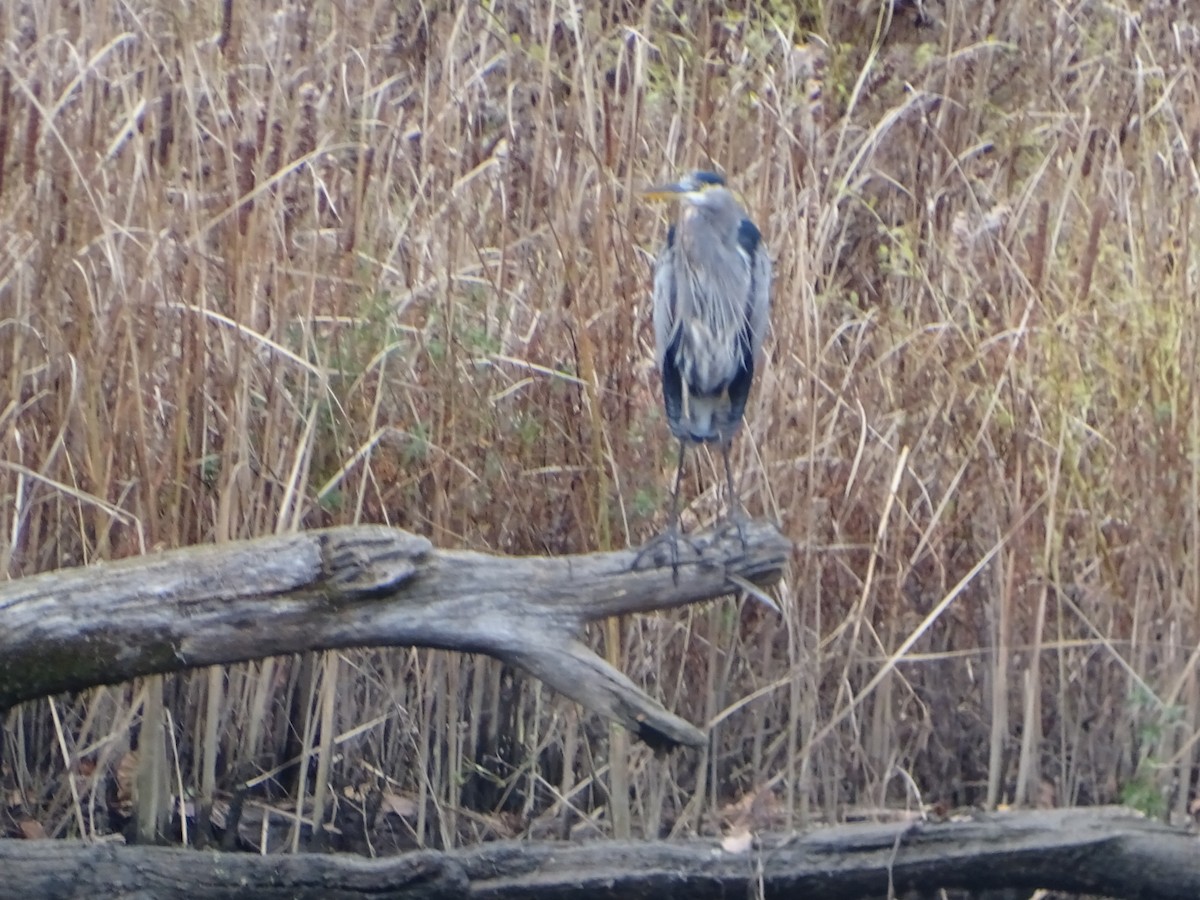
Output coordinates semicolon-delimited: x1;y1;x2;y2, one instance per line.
0;521;790;749
0;807;1195;900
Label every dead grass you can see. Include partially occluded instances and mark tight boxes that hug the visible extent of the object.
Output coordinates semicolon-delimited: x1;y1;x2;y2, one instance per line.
3;0;1200;850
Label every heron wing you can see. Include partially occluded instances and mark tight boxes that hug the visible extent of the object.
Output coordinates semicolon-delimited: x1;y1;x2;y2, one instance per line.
652;225;685;431
737;218;772;362
727;218;772;429
652;225;677;368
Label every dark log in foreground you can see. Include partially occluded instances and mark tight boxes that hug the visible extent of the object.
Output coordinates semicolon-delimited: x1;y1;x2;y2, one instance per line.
0;521;790;750
0;807;1195;900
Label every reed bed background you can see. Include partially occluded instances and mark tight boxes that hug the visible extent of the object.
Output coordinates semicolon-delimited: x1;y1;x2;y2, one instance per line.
3;0;1200;850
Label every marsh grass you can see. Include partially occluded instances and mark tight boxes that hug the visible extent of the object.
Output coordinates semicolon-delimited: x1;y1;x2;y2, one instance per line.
3;0;1200;848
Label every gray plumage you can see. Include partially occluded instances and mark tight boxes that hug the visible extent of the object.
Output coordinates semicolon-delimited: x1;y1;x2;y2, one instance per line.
647;169;771;543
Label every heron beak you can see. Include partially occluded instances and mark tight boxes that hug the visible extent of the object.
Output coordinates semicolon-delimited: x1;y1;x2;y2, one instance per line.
642;182;688;202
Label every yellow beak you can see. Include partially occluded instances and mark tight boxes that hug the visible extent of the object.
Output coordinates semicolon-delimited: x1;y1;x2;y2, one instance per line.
642;182;689;202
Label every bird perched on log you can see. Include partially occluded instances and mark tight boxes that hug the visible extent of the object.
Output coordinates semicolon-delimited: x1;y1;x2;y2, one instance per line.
639;170;772;571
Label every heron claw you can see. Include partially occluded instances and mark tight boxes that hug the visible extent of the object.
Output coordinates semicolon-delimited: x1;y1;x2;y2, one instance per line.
715;506;750;554
632;526;705;584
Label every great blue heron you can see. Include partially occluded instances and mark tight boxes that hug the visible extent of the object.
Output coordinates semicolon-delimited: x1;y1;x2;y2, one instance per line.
640;169;772;570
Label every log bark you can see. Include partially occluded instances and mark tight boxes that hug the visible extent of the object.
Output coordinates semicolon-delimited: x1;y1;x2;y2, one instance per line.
0;521;790;750
0;807;1195;900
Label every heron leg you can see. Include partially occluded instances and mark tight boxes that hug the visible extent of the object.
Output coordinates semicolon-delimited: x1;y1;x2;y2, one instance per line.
661;440;686;583
719;442;749;552
632;441;700;582
669;438;686;535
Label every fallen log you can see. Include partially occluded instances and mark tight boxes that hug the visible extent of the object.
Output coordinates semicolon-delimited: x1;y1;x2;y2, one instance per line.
0;521;790;750
0;807;1195;900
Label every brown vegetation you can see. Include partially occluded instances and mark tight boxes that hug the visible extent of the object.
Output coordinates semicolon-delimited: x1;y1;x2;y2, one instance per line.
2;0;1199;854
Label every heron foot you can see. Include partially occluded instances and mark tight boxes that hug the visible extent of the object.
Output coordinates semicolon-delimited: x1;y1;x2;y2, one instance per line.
715;508;751;554
632;527;705;584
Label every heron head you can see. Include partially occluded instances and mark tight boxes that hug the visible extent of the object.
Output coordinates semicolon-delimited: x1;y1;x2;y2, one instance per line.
643;170;728;207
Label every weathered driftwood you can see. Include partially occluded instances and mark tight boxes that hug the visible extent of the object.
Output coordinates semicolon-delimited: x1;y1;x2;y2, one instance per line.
0;807;1196;900
0;521;790;750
